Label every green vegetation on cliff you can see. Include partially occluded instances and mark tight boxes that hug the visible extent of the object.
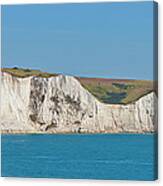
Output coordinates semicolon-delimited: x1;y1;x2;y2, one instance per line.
2;67;57;78
78;78;154;104
2;67;155;104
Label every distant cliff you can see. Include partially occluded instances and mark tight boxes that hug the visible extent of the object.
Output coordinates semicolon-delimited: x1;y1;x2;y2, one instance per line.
0;72;157;134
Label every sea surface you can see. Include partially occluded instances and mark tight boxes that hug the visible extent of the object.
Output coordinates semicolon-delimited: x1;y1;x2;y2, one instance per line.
1;134;158;180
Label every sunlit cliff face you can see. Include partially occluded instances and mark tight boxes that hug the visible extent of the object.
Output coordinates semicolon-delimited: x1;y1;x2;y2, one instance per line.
0;72;157;134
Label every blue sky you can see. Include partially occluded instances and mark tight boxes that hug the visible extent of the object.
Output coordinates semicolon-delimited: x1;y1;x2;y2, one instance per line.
2;2;154;80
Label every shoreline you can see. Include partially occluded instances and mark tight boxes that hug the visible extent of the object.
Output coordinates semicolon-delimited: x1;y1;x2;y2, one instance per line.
0;130;156;135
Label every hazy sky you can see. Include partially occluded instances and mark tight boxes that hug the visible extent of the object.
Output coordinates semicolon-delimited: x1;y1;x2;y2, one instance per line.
2;2;155;80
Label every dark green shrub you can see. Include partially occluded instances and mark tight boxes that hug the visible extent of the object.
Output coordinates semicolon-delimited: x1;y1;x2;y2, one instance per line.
23;69;31;72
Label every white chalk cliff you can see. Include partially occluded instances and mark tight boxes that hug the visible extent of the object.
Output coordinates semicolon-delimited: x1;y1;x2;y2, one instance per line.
0;72;157;133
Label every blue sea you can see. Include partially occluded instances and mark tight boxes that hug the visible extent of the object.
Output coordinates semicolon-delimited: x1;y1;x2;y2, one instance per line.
1;134;158;180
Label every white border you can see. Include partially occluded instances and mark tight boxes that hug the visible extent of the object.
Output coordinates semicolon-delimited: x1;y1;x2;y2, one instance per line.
0;0;162;185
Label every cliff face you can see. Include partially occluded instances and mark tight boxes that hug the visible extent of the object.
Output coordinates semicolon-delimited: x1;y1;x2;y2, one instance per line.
0;72;157;133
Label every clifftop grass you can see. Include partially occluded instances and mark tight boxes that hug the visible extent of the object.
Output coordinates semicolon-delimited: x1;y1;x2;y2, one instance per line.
78;77;155;104
2;67;155;104
2;67;57;78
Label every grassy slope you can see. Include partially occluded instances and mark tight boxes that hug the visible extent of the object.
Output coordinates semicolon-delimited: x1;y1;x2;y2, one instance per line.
2;67;154;104
2;67;57;78
77;77;154;104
